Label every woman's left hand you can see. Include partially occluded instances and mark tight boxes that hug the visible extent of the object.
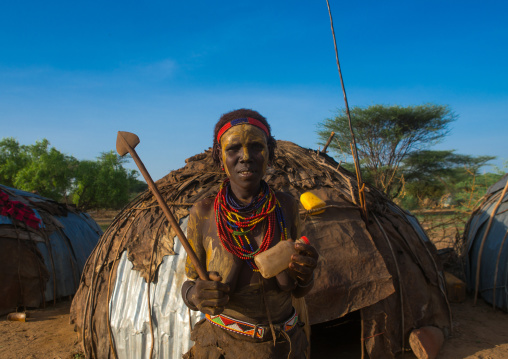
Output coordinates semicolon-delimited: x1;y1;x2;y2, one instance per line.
288;242;318;286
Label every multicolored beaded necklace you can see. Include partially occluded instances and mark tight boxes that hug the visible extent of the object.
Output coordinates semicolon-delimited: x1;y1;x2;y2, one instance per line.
214;179;288;271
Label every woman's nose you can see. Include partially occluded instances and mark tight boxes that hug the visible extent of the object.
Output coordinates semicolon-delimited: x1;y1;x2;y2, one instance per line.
240;146;251;162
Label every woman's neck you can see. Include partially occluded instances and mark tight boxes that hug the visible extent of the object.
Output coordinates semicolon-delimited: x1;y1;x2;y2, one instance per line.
228;182;262;207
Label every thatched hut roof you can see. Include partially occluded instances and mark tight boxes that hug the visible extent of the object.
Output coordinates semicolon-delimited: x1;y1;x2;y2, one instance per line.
71;140;451;358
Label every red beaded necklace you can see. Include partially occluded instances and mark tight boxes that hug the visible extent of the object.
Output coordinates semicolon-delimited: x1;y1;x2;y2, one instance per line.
214;179;288;271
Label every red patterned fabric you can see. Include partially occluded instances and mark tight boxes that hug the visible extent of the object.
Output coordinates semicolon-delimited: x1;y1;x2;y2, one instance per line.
0;189;41;229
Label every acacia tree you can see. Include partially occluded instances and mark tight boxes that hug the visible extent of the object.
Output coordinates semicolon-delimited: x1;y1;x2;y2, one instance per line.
400;150;496;207
317;104;456;197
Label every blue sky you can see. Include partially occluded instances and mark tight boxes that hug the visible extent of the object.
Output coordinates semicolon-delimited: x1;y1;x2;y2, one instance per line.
1;1;507;181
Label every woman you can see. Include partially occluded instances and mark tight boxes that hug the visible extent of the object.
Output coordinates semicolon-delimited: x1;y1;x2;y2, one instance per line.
182;109;318;359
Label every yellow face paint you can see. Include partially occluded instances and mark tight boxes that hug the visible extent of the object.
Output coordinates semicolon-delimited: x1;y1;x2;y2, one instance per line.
220;124;269;180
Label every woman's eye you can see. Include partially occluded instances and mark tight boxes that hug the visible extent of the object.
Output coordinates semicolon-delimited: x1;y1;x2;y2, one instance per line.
226;145;241;152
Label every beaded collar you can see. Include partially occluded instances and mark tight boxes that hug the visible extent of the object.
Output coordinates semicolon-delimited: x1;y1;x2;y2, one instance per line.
214;179;288;271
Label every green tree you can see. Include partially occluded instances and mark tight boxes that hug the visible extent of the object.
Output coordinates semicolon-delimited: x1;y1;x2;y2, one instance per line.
1;138;77;200
399;150;496;207
71;151;140;210
0;137;29;187
317;104;456;197
1;137;144;208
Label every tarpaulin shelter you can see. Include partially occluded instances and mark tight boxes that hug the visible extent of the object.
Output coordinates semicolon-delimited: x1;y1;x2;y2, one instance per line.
463;174;508;311
0;184;102;315
70;140;451;358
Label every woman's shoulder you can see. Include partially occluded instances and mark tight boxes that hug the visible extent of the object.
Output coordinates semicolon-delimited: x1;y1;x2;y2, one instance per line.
275;191;297;203
190;196;215;216
274;191;299;211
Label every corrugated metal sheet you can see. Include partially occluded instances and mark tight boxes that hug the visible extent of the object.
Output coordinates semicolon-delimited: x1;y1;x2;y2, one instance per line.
465;177;508;311
109;216;204;359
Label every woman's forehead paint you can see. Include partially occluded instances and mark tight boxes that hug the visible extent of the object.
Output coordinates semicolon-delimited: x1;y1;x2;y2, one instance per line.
220;124;267;148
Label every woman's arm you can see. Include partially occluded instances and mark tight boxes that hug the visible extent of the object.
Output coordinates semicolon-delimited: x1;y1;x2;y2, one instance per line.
182;199;230;314
184;202;207;280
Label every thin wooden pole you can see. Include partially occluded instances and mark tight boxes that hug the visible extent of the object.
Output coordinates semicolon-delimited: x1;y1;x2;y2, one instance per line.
117;132;208;281
373;214;405;353
321;131;335;153
326;0;367;220
325;0;364;187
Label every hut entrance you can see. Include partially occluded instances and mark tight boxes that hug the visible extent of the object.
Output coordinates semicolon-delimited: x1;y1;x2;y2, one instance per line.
310;310;362;358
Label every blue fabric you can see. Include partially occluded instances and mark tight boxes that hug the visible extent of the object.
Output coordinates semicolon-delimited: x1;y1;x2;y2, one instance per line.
465;176;508;311
37;211;101;300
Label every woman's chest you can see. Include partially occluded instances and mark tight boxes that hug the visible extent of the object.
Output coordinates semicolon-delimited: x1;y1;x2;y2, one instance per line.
201;214;285;290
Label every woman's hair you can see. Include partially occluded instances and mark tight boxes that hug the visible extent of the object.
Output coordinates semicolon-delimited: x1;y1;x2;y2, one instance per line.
211;109;276;166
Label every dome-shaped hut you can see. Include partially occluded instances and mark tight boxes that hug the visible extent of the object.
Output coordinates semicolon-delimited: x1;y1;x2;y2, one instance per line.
463;174;508;311
70;140;451;358
0;184;102;314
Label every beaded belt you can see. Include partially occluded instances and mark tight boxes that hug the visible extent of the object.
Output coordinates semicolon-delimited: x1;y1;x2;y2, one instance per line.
205;309;299;340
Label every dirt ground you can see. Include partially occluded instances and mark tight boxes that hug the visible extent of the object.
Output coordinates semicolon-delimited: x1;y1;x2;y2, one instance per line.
2;210;505;358
1;295;507;359
0;300;82;359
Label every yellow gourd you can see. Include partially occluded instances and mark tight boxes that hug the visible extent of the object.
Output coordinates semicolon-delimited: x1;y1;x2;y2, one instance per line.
300;192;326;215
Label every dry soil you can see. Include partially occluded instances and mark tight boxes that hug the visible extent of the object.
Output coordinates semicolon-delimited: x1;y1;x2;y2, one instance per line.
1;295;508;358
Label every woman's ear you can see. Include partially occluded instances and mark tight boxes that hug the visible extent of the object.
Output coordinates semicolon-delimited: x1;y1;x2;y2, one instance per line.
217;145;225;171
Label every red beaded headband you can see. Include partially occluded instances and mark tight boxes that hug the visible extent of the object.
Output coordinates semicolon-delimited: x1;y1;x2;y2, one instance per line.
217;117;270;143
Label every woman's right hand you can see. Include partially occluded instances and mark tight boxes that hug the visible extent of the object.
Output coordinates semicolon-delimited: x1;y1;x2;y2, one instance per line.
188;272;230;315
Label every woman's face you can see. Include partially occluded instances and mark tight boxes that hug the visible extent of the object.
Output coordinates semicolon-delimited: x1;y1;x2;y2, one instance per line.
220;124;269;193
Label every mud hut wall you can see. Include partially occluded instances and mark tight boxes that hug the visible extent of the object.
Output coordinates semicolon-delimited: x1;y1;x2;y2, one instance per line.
109;217;203;359
465;187;508;311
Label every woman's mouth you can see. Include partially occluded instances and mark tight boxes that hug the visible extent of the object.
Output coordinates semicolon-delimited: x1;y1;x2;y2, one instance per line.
238;169;255;178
